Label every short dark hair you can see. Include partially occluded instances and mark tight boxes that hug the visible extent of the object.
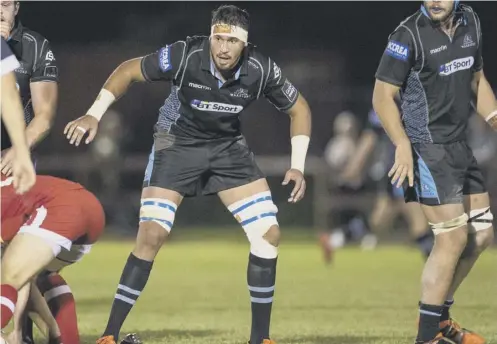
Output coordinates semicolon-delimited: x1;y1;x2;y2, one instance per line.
211;5;250;31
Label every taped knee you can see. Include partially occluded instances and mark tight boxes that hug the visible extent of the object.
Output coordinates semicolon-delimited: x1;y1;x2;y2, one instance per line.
429;213;468;236
139;198;177;232
468;207;493;233
228;191;279;259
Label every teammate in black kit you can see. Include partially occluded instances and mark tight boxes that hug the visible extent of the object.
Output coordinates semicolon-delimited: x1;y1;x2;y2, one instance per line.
65;5;311;344
373;1;496;343
0;0;59;174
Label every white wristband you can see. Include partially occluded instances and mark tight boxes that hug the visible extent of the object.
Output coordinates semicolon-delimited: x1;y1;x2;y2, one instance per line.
87;89;116;121
290;135;310;174
485;110;497;123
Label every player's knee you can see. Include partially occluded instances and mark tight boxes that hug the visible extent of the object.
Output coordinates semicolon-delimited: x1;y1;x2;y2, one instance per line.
138;198;176;236
263;225;281;247
228;191;279;259
474;227;494;253
137;221;169;250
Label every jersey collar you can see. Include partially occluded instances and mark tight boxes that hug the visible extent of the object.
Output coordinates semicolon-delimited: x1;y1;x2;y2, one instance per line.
10;20;23;42
420;4;468;27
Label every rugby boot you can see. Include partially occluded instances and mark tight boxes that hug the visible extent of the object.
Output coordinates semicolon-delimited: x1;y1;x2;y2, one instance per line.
120;333;143;344
96;335;117;344
415;332;453;344
440;319;487;344
248;340;276;344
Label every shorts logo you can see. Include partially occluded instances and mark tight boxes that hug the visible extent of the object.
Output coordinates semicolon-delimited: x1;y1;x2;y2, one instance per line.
282;79;297;103
439;56;474;76
461;34;476;48
385;40;409;61
159;45;172;72
190;100;243;113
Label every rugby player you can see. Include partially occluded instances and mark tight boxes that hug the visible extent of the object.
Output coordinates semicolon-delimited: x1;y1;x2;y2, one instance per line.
0;174;105;344
1;0;59;174
373;1;496;343
1;37;35;195
64;5;311;344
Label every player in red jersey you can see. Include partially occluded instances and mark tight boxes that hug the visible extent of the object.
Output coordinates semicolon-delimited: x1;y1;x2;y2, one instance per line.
0;174;105;344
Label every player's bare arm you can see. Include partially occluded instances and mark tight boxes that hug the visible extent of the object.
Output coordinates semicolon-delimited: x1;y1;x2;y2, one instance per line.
372;79;413;188
282;93;311;203
472;70;497;130
64;57;146;146
0;71;36;194
1;81;58;177
26;81;58;148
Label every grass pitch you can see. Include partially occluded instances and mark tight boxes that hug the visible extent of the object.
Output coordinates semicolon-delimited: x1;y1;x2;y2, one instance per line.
59;233;496;344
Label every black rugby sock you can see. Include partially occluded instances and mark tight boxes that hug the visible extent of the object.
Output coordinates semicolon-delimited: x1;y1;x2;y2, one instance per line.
247;253;277;344
102;253;153;340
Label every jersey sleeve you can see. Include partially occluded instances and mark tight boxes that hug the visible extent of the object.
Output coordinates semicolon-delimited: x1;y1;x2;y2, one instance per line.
375;26;415;87
141;41;186;82
263;59;299;111
472;13;483;72
1;38;20;76
31;39;58;82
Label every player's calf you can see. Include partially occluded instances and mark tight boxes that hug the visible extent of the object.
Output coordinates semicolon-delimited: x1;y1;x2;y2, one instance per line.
417;212;469;343
100;197;177;342
228;191;279;344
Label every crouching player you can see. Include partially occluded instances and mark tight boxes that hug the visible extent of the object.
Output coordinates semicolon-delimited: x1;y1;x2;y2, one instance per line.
0;174;105;344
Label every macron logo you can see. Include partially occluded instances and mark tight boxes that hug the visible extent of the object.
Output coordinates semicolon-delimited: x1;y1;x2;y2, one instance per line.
430;45;447;55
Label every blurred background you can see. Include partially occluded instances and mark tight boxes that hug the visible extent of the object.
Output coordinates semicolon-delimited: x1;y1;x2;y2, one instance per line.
22;1;497;245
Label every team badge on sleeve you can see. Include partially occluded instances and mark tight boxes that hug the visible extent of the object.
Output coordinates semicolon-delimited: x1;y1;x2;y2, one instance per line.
385;40;410;61
159;45;172;72
282;79;298;103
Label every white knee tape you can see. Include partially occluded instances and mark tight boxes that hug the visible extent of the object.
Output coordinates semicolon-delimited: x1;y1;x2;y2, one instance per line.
468;207;493;233
139;198;177;232
228;191;279;259
430;213;468;236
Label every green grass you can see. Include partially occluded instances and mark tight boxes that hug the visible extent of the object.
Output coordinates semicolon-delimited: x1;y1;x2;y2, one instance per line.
57;236;496;344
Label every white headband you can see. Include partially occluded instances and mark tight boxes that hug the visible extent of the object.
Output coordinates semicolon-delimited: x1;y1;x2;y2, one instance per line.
210;24;248;46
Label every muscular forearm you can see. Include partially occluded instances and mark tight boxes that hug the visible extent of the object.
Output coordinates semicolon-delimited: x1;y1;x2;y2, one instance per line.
288;94;311;173
475;76;497;127
25;115;52;148
11;282;31;334
1;74;29;151
372;95;409;146
29;283;60;339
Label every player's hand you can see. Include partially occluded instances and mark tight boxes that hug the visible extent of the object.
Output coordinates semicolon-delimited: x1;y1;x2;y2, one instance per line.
388;140;414;188
64;115;99;146
0;148;15;176
10;146;36;194
282;169;306;203
0;22;11;40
